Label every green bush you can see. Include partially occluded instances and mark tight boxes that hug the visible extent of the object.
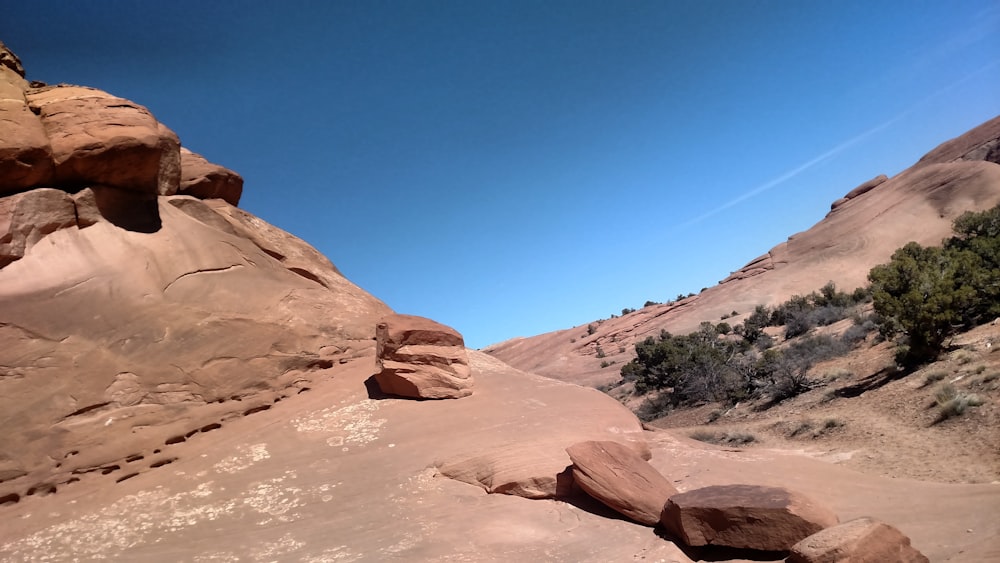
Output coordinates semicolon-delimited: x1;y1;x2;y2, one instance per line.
870;204;1000;366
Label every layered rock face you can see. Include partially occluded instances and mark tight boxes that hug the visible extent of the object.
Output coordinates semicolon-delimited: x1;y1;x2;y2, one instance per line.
0;44;391;504
374;314;474;399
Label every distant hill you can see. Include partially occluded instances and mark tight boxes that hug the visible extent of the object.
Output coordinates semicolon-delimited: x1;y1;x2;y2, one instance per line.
484;116;1000;387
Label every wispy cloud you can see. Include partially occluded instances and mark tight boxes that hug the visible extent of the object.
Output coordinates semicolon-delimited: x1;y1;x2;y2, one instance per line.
678;60;1000;229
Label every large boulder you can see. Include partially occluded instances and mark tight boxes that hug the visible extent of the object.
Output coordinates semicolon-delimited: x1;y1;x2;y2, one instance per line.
0;188;78;267
25;85;181;195
0;66;54;195
374;314;473;399
660;484;839;551
179;148;243;206
566;440;675;526
788;517;929;563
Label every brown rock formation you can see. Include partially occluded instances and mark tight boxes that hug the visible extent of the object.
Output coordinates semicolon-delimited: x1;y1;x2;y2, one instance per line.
660;484;839;551
830;174;888;212
0;66;54;193
566;440;677;525
0;44;393;503
0;188;77;267
26;85;181;195
919;115;1000;165
374;314;474;399
788;516;929;563
0;40;25;77
179;147;243;206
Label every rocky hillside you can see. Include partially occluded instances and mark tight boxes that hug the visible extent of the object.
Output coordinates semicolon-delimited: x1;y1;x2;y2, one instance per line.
484;116;1000;387
0;40;393;503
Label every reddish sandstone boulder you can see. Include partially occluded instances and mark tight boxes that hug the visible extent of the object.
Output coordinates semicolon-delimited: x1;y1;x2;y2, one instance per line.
566;440;677;526
25;85;180;195
179;148;243;206
660;484;839;551
0;66;54;195
375;314;473;399
0;188;78;268
788;517;929;563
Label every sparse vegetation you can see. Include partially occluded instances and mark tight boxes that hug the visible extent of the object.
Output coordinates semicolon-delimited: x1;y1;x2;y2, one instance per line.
934;383;985;423
922;370;948;388
869;204;1000;367
620;283;873;418
690;429;756;446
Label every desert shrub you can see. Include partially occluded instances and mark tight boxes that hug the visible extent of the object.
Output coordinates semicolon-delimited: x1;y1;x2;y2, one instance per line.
716;322;732;335
596;346;606;358
586;323;596;335
841;322;874;345
870;205;1000;366
789;421;813;437
599;360;611;368
689;429;717;443
934;384;984;422
721;432;756;445
689;430;756;446
635;393;673;422
921;370;948;387
622;307;636;315
823;418;844;429
953;349;974;365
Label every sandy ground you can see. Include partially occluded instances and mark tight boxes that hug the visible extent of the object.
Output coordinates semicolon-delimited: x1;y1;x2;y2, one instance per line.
1;331;997;562
650;323;1000;486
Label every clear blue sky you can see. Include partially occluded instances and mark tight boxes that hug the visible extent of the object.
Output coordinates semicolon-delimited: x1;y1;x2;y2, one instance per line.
4;1;998;348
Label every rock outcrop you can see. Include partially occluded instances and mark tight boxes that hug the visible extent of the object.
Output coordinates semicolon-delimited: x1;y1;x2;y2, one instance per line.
829;174;888;212
26;85;181;195
788;517;929;563
374;314;474;399
0;64;53;192
0;45;392;505
660;484;839;551
179;147;243;206
566;440;676;526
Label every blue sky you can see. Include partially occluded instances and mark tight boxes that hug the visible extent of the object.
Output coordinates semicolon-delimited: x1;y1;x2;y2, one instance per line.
4;1;998;348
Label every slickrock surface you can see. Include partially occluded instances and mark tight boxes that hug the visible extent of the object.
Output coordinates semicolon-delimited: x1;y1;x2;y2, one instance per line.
566;440;676;525
660;484;839;551
375;314;474;399
789;516;929;563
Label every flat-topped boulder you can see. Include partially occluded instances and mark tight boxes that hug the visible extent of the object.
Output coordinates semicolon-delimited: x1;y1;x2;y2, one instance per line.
375;314;473;399
788;516;929;563
566;440;675;526
660;484;839;551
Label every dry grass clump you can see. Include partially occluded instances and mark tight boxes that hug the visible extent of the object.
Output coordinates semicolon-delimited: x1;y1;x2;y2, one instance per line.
689;429;757;446
933;383;984;423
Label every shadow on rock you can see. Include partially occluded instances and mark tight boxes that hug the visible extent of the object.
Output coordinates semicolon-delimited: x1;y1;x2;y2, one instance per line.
653;527;787;562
